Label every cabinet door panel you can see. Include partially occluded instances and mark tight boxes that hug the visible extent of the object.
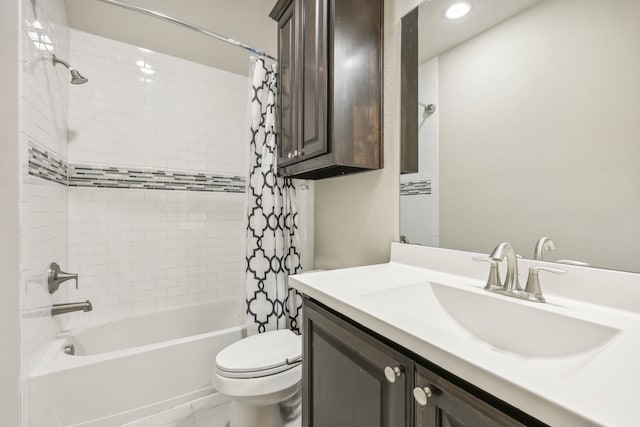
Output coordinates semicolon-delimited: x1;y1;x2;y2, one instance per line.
276;1;297;167
313;333;382;426
414;364;526;427
303;299;412;427
330;0;382;167
298;0;328;161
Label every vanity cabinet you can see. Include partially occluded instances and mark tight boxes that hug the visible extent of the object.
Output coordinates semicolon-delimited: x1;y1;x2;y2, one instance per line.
414;364;526;427
269;0;383;180
303;298;412;426
303;298;545;427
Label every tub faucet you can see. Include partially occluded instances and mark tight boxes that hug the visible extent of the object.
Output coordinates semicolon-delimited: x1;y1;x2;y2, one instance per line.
52;300;92;316
533;237;557;261
489;242;521;292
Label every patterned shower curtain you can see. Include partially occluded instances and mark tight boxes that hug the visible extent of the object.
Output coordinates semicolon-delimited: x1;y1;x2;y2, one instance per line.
245;57;303;335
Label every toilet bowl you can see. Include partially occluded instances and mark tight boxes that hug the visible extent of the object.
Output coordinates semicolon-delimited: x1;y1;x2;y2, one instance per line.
212;329;302;427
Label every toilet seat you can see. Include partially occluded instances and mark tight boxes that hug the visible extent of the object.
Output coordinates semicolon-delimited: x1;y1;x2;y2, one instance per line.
215;329;301;379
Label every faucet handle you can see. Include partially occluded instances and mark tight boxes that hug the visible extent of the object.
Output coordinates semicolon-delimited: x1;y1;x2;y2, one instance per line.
524;266;567;302
555;259;591;267
48;262;79;294
473;257;502;289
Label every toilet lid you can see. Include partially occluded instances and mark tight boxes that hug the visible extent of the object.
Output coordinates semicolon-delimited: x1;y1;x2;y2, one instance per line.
215;329;302;379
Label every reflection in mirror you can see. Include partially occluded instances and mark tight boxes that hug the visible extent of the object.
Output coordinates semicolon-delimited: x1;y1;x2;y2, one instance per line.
400;0;640;272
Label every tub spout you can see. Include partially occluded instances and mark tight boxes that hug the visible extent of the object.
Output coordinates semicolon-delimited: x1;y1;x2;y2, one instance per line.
52;300;93;316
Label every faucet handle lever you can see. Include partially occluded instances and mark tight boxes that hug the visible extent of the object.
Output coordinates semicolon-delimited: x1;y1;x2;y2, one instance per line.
524;266;567;302
529;266;567;275
473;257;502;289
555;259;591;267
48;262;79;294
472;256;498;264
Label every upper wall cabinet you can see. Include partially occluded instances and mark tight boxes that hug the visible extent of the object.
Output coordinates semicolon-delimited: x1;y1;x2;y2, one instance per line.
270;0;383;180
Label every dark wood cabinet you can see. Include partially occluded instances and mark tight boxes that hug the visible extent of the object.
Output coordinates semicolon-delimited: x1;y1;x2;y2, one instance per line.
303;299;412;427
270;0;383;179
414;364;525;427
276;0;297;168
303;298;547;427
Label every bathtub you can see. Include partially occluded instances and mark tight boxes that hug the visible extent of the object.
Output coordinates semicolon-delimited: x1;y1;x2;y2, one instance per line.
30;297;245;427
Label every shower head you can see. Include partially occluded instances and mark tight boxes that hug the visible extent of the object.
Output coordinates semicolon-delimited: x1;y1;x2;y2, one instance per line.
69;69;89;85
419;102;436;118
418;102;436;129
52;54;88;85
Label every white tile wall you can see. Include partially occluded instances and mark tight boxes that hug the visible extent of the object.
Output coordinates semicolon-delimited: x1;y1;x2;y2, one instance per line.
67;31;250;322
400;57;439;246
19;0;70;424
68;188;245;320
68;30;249;174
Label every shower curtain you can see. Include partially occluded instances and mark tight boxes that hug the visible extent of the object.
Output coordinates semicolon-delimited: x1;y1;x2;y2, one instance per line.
245;57;303;335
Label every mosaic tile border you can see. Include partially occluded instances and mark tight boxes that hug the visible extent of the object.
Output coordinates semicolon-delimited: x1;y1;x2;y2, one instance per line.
400;179;432;196
28;142;68;186
68;165;246;193
28;141;246;193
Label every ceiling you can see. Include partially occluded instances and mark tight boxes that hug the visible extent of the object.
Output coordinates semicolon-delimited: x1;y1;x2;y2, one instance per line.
64;0;277;75
418;0;543;63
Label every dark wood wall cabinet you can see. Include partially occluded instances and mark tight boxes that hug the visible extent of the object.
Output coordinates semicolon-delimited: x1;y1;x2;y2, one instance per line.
269;0;383;180
303;298;548;427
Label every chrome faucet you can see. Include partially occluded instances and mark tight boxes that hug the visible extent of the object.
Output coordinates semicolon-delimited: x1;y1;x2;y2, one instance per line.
489;242;521;292
533;237;557;261
51;300;92;316
477;242;567;303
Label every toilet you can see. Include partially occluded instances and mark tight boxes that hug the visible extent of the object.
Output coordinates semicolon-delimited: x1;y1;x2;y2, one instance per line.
212;329;302;427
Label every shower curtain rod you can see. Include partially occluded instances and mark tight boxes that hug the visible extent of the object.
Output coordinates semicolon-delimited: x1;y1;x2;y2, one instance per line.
94;0;277;61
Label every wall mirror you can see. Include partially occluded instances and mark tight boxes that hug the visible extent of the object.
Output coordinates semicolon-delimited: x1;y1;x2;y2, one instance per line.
400;0;640;273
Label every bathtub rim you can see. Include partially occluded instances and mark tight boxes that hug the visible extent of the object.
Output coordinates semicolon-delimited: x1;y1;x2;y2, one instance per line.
60;295;244;339
31;296;246;377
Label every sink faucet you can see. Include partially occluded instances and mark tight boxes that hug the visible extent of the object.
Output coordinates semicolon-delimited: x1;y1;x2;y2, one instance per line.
51;300;93;316
489;242;521;292
533;237;557;261
480;242;568;303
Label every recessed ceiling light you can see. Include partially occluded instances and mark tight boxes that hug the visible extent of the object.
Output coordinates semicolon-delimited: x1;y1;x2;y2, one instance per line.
445;2;472;19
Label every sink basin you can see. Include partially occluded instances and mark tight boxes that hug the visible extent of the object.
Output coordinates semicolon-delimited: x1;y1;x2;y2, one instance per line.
363;282;619;358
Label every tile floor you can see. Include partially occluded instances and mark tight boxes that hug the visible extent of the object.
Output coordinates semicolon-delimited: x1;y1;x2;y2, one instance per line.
124;393;301;427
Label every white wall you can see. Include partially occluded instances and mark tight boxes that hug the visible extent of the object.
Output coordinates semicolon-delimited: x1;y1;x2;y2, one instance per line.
314;0;420;269
0;0;22;423
66;31;249;320
18;0;72;424
438;0;640;271
67;30;248;173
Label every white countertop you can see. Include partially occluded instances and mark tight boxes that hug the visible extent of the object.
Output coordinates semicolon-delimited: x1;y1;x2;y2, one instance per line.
290;243;640;427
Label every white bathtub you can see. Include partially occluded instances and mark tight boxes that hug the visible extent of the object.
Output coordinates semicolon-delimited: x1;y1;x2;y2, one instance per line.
30;297;245;427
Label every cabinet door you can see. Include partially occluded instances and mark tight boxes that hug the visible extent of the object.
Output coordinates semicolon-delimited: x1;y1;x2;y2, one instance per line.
303;299;412;427
414;364;526;427
296;0;328;162
276;0;298;167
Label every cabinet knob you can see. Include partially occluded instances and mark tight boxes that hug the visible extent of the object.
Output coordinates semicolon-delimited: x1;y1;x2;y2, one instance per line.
413;386;433;406
293;150;298;157
287;152;293;159
384;366;402;383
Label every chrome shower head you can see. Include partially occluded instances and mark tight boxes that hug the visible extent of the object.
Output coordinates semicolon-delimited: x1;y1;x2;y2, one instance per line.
69;69;88;85
419;102;436;118
52;54;88;85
